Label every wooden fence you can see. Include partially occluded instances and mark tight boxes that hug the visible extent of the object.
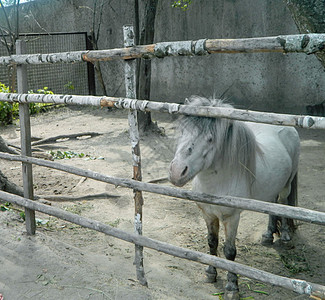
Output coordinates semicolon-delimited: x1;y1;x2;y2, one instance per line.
0;29;325;299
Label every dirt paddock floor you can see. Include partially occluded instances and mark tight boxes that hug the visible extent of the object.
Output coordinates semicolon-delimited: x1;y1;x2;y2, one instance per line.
0;106;324;300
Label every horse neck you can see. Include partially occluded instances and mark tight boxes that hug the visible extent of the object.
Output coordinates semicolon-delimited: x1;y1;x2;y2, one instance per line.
194;166;252;197
211;120;257;190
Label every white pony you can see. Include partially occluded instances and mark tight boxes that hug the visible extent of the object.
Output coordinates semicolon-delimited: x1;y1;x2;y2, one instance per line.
169;96;300;300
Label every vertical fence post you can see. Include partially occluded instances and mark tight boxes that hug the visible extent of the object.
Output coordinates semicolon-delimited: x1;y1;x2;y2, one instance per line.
16;40;36;235
123;25;148;287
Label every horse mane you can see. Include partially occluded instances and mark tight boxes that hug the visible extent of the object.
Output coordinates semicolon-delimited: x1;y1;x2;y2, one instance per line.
180;95;257;183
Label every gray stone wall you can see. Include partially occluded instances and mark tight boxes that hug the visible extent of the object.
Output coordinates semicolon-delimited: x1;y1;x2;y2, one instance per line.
151;0;325;114
2;0;324;113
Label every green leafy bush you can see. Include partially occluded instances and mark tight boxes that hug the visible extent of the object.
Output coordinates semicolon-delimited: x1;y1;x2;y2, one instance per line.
0;82;56;125
0;82;15;125
49;150;86;160
171;0;192;10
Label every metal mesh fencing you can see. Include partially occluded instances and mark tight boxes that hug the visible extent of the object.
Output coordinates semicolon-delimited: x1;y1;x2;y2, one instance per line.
0;32;92;95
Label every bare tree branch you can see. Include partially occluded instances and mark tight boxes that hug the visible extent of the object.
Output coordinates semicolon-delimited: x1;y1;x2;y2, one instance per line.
15;0;20;39
0;26;10;53
0;0;15;52
24;10;50;35
92;0;97;45
95;0;105;44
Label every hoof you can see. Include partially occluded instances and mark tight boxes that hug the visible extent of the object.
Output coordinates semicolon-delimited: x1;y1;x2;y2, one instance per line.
205;273;217;283
261;232;274;245
280;231;291;242
205;266;217;283
224;290;240;300
279;239;294;250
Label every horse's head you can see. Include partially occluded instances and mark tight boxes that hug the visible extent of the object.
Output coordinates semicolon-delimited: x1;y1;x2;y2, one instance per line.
169;115;218;186
169;95;257;188
169;96;229;187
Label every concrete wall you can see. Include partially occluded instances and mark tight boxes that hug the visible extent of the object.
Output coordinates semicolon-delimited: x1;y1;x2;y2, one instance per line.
151;0;325;114
2;0;325;113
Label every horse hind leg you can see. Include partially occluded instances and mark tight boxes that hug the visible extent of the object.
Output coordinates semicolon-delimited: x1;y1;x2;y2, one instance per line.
262;210;279;245
279;173;298;242
204;217;220;283
262;173;298;244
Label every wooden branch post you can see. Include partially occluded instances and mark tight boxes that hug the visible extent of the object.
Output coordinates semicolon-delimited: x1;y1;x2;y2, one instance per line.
1;93;325;129
123;25;148;286
16;40;36;235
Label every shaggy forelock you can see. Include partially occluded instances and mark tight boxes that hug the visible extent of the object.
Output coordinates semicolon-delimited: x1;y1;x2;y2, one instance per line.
178;95;231;135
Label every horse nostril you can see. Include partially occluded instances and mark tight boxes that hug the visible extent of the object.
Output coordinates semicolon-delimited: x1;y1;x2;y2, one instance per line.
181;166;188;177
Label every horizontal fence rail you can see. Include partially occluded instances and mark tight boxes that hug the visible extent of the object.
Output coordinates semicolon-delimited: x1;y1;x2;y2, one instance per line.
0;92;325;129
1;152;325;226
0;34;325;65
0;189;324;298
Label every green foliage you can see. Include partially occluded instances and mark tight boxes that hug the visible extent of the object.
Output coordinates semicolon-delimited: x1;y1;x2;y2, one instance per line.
280;251;310;274
0;82;56;125
0;202;11;211
49;150;86;160
19;211;25;221
0;82;10;93
64;81;75;91
171;0;192;10
0;82;14;125
29;86;53;95
48;150;100;160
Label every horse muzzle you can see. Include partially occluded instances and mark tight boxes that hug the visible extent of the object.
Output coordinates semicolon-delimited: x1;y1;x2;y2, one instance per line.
168;160;190;187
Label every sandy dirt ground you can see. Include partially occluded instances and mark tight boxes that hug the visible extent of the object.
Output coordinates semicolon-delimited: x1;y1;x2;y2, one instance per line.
0;106;324;300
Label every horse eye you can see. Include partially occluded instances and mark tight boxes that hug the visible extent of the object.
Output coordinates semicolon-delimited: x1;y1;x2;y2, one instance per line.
208;137;213;143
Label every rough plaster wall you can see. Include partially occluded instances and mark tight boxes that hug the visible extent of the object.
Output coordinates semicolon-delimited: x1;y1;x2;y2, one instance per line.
151;0;325;114
3;0;325;113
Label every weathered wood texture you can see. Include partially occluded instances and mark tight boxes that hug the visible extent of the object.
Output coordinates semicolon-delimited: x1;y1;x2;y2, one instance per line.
1;152;325;226
16;40;36;235
0;34;325;65
286;1;325;68
0;92;103;106
0;189;324;298
123;25;147;287
2;92;324;130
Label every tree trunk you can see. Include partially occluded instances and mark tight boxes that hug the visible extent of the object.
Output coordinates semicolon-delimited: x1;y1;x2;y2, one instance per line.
286;0;325;67
135;0;158;134
0;136;19;155
0;169;24;197
0;136;23;197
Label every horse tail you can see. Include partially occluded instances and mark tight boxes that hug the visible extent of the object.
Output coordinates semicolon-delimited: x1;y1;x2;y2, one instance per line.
286;172;298;232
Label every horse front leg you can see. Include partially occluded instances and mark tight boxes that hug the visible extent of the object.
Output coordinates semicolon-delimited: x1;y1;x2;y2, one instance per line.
204;217;220;283
223;213;240;300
